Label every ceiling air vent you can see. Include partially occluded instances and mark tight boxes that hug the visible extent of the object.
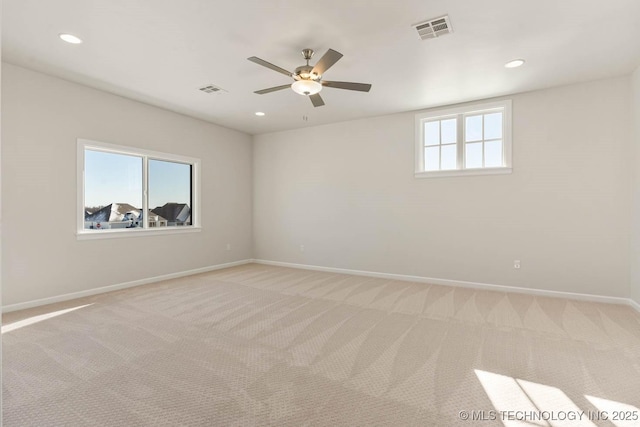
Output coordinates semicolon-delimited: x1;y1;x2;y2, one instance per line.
414;15;453;40
198;84;226;94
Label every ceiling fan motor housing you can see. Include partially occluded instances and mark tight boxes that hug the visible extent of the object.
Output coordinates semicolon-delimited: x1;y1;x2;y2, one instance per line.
294;65;320;81
293;49;322;95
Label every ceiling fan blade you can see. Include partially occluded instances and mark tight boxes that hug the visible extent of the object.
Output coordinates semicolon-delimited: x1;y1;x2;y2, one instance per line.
322;81;372;92
254;84;291;95
311;49;343;75
309;93;325;107
247;56;292;77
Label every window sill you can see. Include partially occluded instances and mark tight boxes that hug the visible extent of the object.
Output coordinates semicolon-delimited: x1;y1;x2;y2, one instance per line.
414;167;512;179
77;226;202;240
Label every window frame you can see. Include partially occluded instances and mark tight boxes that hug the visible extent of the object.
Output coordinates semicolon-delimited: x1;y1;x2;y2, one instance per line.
415;99;513;178
77;138;201;240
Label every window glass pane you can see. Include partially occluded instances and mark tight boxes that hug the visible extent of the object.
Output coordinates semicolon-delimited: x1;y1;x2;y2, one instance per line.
149;159;192;227
425;146;440;171
441;144;457;170
484;112;503;140
441;119;457;144
465;142;483;169
465;115;483;142
484;140;503;167
424;121;440;146
84;150;143;230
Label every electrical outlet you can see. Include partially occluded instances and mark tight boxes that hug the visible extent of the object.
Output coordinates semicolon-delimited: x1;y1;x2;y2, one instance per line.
226;243;231;251
300;245;305;252
514;260;521;269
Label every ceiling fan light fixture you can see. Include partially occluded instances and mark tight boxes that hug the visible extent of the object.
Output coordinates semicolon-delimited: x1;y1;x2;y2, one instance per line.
291;80;322;96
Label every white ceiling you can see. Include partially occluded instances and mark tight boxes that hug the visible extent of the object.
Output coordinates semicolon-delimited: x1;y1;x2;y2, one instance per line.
3;0;640;135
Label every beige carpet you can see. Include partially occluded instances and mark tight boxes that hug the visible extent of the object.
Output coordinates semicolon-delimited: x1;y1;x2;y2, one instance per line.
3;263;640;426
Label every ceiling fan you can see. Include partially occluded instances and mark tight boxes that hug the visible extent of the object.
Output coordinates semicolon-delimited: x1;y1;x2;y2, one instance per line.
248;48;372;107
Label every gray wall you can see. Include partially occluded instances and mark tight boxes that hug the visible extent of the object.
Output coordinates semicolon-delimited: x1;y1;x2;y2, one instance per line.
632;66;640;305
2;63;637;306
253;76;633;298
1;63;253;306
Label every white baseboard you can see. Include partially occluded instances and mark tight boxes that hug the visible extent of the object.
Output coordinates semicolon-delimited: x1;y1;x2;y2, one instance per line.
5;258;639;314
1;259;253;313
253;259;639;311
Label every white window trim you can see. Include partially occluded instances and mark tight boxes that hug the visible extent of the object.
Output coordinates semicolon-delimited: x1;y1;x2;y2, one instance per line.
415;99;512;178
77;138;202;240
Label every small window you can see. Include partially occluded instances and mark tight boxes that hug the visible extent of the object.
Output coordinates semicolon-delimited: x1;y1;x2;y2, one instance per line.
77;139;201;239
415;100;512;178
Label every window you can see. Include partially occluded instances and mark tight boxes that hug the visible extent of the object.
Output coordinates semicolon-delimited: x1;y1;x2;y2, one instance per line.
415;100;512;178
77;139;201;239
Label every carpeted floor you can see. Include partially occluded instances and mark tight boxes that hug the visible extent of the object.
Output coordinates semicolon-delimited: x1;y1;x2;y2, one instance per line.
3;263;640;426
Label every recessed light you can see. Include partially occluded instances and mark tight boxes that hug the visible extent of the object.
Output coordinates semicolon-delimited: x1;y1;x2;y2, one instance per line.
59;33;83;44
255;112;265;116
505;59;525;68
